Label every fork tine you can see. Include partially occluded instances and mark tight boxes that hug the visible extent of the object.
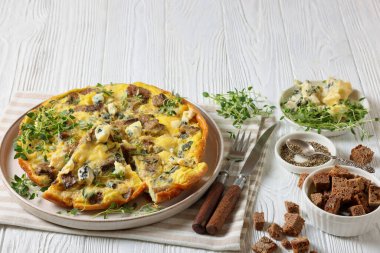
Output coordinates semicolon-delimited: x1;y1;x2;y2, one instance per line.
232;130;241;150
241;131;252;152
237;131;246;151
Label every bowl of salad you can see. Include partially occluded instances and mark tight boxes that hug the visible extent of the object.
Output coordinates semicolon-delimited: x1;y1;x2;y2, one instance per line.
280;78;371;138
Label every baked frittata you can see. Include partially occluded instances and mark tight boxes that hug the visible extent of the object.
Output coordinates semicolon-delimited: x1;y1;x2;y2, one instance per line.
15;83;208;210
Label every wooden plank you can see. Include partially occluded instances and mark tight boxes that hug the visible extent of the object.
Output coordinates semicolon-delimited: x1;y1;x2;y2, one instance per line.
221;0;294;101
163;0;229;104
338;0;380;144
8;0;108;94
0;0;39;117
101;0;166;85
220;0;295;252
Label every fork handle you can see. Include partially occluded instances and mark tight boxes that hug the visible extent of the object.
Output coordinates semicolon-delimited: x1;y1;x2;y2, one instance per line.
192;180;225;234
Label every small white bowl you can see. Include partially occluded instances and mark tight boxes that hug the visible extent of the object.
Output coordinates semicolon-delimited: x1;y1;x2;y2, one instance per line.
301;165;380;237
275;132;336;174
279;86;370;137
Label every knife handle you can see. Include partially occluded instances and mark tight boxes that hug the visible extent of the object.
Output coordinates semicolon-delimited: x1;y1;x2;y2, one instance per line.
206;185;242;235
192;181;225;234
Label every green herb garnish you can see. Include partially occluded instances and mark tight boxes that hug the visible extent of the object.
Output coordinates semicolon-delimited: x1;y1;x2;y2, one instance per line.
203;86;275;128
57;208;80;216
159;92;183;116
281;99;379;140
93;202;135;219
14;107;77;160
227;131;236;139
96;83;113;97
10;174;43;199
93;203;161;219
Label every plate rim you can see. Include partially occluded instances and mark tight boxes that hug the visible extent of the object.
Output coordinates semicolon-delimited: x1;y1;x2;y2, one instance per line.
0;99;224;226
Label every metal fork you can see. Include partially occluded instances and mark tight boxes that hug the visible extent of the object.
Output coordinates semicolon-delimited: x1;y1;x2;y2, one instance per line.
222;130;253;174
192;130;252;234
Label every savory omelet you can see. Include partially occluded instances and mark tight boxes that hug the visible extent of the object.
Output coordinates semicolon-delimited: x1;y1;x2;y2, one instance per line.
15;83;208;210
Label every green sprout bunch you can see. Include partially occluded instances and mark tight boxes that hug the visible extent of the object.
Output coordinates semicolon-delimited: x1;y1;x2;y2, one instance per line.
203;86;275;128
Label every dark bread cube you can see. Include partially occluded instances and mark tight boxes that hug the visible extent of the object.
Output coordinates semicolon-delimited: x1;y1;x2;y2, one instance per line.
356;176;371;192
347;177;366;194
298;173;309;189
353;192;370;213
368;185;380;207
331;187;354;203
285;201;300;214
322;191;331;202
253;212;265;230
310;251;318;253
281;239;292;250
252;236;278;253
324;195;342;214
310;193;324;207
349;205;366;216
355;176;371;192
328;165;354;179
312;172;330;192
282;213;305;236
350;144;374;165
291;237;310;253
267;223;283;240
331;176;348;191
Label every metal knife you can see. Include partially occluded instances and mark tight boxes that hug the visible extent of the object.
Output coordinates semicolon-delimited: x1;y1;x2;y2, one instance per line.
205;123;277;235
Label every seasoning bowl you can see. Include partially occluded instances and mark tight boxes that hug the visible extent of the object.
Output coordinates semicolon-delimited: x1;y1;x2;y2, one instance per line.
274;132;336;174
301;165;380;237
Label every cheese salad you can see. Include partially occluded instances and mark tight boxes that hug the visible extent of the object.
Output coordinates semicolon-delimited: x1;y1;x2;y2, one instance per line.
284;77;353;117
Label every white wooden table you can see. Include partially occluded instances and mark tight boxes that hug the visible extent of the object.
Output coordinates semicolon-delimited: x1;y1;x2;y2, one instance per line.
1;0;380;252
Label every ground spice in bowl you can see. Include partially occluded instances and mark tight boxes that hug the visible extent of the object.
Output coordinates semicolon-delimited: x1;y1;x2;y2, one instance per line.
280;141;330;167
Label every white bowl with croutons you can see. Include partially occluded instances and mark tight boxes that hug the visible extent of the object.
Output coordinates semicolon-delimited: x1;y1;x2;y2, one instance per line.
301;165;380;237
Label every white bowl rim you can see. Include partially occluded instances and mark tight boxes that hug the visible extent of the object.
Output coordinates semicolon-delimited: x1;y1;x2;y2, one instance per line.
275;131;337;170
302;165;380;220
279;86;370;132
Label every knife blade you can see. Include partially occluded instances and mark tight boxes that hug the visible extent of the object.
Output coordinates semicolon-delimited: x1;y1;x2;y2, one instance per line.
234;123;277;185
206;123;277;235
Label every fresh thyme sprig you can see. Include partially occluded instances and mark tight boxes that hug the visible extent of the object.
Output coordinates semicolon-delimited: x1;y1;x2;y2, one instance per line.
10;174;45;200
203;86;275;128
93;202;161;219
96;83;114;97
93;202;135;219
57;208;80;216
159;92;183;116
281;99;379;140
14;107;77;160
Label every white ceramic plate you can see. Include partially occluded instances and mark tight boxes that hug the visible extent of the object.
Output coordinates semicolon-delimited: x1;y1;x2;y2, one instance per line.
279;86;370;137
0;104;224;230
